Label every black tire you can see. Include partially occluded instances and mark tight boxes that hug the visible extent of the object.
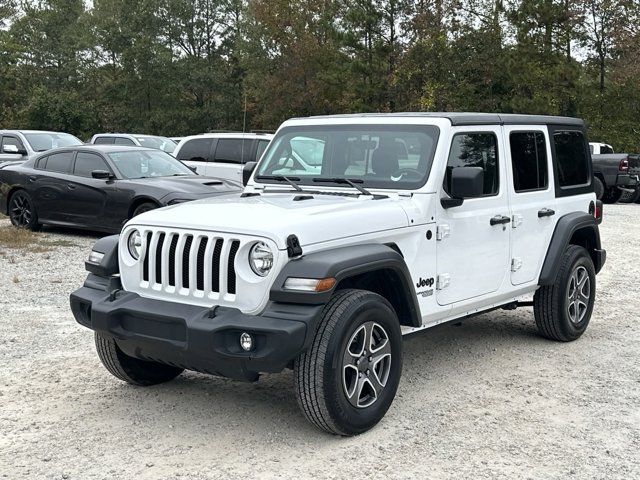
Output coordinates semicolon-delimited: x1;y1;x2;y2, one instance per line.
132;201;158;218
618;187;640;204
294;289;402;436
8;190;41;231
95;332;183;386
533;245;596;342
602;187;622;204
593;177;604;201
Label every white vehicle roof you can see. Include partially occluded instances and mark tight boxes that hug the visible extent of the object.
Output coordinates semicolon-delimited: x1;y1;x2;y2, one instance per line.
183;132;273;140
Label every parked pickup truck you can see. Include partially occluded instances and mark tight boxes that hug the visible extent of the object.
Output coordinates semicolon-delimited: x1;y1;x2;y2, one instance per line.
590;142;640;203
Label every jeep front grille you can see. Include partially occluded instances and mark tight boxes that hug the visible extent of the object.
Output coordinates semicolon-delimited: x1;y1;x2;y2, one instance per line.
139;229;242;299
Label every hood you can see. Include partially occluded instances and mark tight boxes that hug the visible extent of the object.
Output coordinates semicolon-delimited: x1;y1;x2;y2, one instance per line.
124;175;242;197
130;192;411;249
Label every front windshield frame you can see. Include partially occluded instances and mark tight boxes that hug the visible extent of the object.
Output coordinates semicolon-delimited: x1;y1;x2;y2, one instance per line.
107;149;195;179
135;135;177;153
24;132;83;152
254;124;441;191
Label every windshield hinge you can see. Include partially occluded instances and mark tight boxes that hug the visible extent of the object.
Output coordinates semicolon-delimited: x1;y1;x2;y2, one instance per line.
286;235;303;258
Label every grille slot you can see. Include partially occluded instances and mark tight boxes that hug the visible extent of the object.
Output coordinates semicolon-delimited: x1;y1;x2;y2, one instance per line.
212;239;223;293
168;234;178;286
227;241;240;295
182;235;194;289
196;237;208;291
155;233;165;284
143;232;152;282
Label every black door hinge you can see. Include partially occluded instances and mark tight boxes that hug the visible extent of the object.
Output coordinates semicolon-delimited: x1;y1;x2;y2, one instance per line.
286;234;303;258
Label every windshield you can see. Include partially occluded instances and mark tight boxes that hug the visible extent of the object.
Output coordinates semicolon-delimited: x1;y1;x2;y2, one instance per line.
108;150;194;179
135;135;176;153
256;125;440;189
24;133;83;152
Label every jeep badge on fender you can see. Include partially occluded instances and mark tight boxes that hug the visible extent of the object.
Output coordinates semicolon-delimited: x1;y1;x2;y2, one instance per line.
71;113;606;436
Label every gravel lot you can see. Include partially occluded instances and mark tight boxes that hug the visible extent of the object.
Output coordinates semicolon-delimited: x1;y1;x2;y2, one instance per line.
1;206;639;480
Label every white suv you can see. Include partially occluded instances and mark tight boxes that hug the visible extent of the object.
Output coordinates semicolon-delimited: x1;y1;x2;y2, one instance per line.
174;133;273;182
71;113;606;436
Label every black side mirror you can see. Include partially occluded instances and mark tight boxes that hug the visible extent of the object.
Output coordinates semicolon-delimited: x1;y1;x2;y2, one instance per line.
441;166;484;209
187;165;197;173
243;161;257;186
91;170;112;180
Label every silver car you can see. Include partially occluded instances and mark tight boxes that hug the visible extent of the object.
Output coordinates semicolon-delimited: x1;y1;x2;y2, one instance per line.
0;130;83;165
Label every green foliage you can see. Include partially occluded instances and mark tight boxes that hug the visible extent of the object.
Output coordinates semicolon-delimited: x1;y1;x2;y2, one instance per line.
0;0;638;150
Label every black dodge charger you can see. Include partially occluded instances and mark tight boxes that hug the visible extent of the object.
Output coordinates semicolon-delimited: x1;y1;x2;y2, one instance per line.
0;145;241;233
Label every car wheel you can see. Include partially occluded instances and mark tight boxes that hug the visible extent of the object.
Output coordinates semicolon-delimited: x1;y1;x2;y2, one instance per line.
618;188;640;204
593;177;604;200
8;190;41;231
533;245;596;342
602;187;622;204
95;332;184;386
294;289;402;436
132;202;158;218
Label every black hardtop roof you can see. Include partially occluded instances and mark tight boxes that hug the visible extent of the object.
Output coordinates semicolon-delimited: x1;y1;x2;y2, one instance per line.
301;112;584;127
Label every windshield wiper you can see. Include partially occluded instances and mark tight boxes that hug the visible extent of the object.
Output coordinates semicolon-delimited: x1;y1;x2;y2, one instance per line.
313;177;372;196
256;175;303;191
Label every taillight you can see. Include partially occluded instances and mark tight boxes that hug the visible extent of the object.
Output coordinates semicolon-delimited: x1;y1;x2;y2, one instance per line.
619;157;629;172
590;200;603;224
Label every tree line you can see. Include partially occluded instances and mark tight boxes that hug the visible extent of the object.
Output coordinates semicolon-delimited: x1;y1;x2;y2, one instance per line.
0;0;639;151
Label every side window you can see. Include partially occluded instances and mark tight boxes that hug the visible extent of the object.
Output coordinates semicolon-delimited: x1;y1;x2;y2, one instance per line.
74;152;110;177
510;131;548;192
601;145;614;154
255;140;270;161
93;136;115;145
177;138;213;162
1;135;25;151
553;131;589;187
36;156;49;169
444;132;499;196
44;152;74;174
113;137;136;146
214;139;251;164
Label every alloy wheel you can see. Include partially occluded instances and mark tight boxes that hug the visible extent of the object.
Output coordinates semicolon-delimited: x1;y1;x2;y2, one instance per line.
567;265;590;324
342;321;392;408
10;194;32;227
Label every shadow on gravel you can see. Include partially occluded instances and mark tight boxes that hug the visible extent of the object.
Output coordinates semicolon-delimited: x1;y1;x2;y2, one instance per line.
82;310;548;437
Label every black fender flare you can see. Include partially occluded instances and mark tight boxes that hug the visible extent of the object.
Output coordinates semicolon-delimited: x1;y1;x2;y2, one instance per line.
270;243;422;327
539;212;605;285
85;234;120;277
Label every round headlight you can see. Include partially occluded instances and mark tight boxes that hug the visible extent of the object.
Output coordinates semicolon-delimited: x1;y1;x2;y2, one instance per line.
249;242;273;277
127;230;143;260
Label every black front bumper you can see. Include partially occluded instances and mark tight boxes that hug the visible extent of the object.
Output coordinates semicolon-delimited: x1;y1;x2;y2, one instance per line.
70;275;324;381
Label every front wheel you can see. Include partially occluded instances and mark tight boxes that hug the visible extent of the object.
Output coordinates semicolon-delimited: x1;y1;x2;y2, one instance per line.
294;289;402;436
533;245;596;342
131;201;158;218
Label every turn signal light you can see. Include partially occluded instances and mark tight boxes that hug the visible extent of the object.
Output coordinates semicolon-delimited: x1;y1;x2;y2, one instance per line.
284;277;337;292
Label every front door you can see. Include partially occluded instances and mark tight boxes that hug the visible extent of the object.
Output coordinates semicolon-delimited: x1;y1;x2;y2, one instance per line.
504;127;557;285
436;127;511;306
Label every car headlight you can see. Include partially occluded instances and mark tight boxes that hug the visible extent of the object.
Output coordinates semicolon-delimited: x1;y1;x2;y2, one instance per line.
249;242;273;277
127;230;143;260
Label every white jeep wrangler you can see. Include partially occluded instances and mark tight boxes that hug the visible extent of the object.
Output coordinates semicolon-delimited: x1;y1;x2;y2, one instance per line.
71;113;606;435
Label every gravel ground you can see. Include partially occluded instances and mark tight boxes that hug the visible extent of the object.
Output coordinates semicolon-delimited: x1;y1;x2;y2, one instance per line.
0;206;639;480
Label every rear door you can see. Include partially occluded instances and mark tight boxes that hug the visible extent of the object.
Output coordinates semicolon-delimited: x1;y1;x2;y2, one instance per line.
504;127;557;285
31;151;76;222
209;138;253;181
435;126;511;306
176;137;215;175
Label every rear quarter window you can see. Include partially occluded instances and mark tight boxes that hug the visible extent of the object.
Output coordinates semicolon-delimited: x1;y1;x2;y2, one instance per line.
553;131;590;187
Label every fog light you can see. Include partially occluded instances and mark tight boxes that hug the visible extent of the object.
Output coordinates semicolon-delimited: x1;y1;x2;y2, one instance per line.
240;332;253;352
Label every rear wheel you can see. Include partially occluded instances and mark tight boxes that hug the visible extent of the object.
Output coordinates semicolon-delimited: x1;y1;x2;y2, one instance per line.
602;187;622;204
95;332;183;386
8;190;41;231
619;187;640;203
593;177;604;201
533;245;596;342
131;201;158;218
294;289;402;436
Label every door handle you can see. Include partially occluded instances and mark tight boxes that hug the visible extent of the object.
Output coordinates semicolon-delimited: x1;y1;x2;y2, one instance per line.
490;215;511;226
67;183;76;190
28;176;36;182
538;208;555;218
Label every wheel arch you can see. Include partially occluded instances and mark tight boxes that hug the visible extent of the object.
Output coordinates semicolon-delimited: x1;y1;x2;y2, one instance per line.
270;243;422;328
128;196;160;219
539;212;605;285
